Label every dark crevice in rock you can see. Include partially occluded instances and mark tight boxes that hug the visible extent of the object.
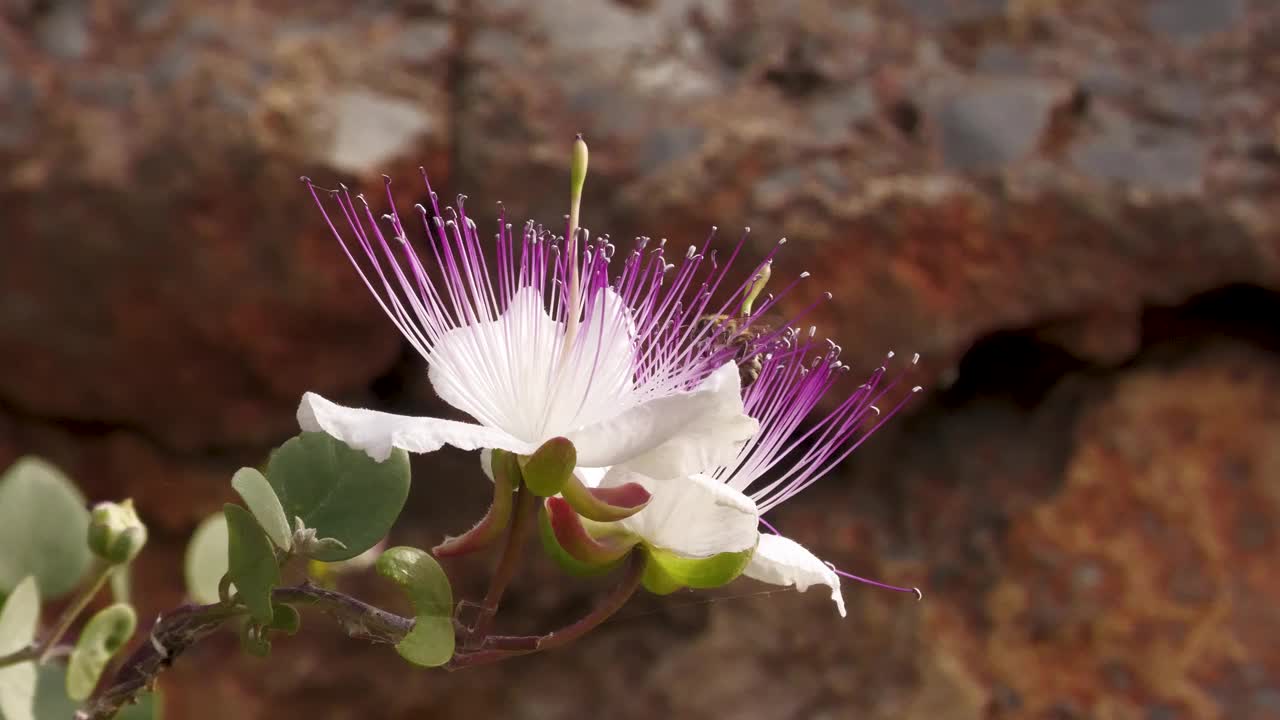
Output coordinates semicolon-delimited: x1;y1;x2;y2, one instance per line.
1138;284;1280;361
763;41;829;98
836;283;1280;609
887;98;923;138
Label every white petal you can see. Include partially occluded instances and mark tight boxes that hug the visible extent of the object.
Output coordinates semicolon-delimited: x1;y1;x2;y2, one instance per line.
744;533;846;617
568;362;757;471
542;288;637;432
602;469;759;558
479;449;494;482
574;465;608;489
298;392;537;462
428;286;561;442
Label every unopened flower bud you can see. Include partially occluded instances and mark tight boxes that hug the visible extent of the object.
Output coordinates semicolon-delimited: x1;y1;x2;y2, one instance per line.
87;499;148;564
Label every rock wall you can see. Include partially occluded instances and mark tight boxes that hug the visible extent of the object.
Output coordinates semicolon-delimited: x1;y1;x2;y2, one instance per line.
2;1;1278;718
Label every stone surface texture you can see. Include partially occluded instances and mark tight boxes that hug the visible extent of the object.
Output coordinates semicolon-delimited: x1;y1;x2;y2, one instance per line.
2;0;1278;718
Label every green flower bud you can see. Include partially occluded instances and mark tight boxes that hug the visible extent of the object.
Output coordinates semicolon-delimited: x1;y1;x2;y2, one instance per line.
87;499;148;565
520;437;577;497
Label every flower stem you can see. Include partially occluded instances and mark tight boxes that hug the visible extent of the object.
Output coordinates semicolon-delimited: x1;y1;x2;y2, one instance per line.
0;645;38;670
38;564;115;663
76;584;416;720
450;549;644;667
468;483;538;646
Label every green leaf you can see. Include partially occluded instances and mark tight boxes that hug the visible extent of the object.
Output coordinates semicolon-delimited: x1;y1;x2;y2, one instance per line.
66;604;137;702
237;619;271;658
32;665;77;720
183;514;229;605
0;458;92;599
640;546;753;594
520;437;575;497
34;664;161;720
231;468;292;551
223;505;279;624
375;547;453;667
266;433;410;562
0;577;39;720
266;604;300;636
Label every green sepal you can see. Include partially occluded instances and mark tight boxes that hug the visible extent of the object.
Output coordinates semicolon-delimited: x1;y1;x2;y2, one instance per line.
559;474;651;522
520;438;576;497
266;433;411;562
66;603;137;701
375;547;454;667
0;457;92;599
433;451;518;557
640;545;754;594
231;468;292;551
223;504;280;624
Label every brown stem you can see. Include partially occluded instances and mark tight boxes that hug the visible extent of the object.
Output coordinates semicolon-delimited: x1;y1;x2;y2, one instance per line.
0;645;38;670
76;584;414;720
449;550;645;668
467;484;537;646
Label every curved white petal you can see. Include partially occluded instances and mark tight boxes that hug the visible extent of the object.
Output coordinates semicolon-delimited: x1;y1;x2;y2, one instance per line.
542;289;636;432
569;362;757;471
744;533;846;617
479;448;494;482
298;392;538;462
574;465;608;489
428;286;560;442
602;468;759;558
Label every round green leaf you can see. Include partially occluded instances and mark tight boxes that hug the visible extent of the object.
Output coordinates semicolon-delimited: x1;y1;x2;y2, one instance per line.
238;619;271;659
641;546;753;593
66;603;137;702
231;468;291;551
266;433;410;562
184;514;229;605
33;664;78;720
375;547;453;667
35;663;161;720
0;458;92;599
223;505;280;625
0;577;39;720
266;604;300;636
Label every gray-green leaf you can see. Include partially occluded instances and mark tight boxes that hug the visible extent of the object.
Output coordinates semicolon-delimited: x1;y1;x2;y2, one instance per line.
0;458;92;599
0;577;39;720
230;468;291;551
266;433;410;562
183;514;229;605
223;505;279;624
34;664;161;720
66;604;137;701
375;547;453;667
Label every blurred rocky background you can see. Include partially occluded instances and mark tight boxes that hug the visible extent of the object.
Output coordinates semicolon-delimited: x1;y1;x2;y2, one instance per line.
2;0;1279;718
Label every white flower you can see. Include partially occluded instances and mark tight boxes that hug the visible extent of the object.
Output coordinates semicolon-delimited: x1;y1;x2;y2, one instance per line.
582;333;924;617
297;177;771;470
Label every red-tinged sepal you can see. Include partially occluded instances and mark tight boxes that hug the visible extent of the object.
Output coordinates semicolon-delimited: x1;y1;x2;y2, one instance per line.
560;474;650;522
542;497;639;570
433;450;520;557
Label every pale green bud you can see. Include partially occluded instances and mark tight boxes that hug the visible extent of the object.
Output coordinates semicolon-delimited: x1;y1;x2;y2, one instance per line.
87;499;148;565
